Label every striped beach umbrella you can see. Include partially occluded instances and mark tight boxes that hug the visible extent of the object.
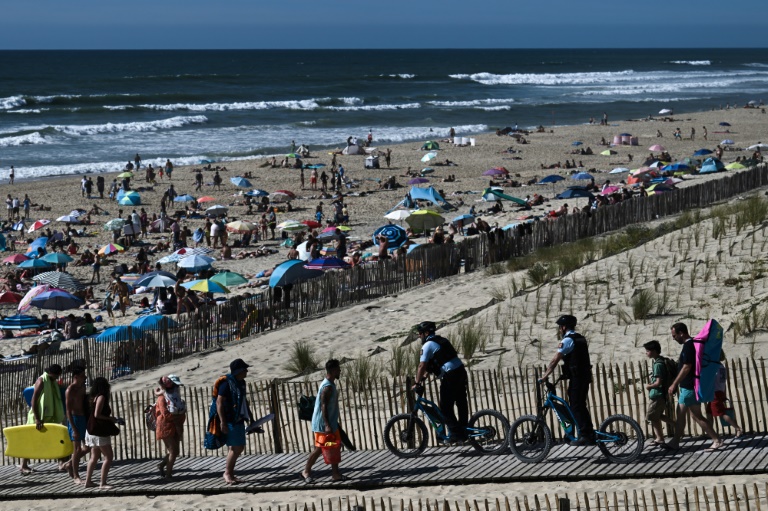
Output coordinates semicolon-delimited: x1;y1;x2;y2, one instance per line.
32;271;85;291
99;243;124;255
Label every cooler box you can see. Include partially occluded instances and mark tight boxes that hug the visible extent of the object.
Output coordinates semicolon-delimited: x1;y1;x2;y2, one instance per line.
365;156;380;169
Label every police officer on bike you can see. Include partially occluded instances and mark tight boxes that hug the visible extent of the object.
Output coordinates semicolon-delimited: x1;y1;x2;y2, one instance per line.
539;314;595;445
412;321;468;442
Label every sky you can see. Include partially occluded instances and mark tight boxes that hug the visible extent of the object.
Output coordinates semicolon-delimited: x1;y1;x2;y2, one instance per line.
1;0;765;50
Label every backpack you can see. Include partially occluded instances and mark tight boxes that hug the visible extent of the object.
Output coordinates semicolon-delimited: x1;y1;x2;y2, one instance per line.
660;356;679;393
298;394;314;422
144;403;157;431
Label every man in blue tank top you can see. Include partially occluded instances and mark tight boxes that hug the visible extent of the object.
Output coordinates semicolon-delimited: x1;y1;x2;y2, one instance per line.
302;359;345;483
413;321;468;443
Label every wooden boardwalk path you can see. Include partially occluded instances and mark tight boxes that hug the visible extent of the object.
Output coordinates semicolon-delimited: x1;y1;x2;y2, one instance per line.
1;435;766;500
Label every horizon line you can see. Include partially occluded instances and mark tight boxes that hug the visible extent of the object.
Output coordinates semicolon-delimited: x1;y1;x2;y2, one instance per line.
1;47;768;51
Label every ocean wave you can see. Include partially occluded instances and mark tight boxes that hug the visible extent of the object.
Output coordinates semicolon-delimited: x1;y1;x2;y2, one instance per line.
385;74;415;79
52;115;209;136
478;106;512;111
0;132;52;147
326;103;420;111
573;77;761;96
668;60;711;65
744;63;768;68
449;70;637;85
0;96;26;110
428;99;515;107
7;108;47;114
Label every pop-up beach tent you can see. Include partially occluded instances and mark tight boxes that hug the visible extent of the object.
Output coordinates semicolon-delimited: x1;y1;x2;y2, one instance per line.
388;186;453;212
342;144;363;155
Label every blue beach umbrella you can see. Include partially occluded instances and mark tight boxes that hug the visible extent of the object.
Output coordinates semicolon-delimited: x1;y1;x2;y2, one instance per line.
556;188;595;200
719;122;731;127
451;214;475;225
135;274;177;289
19;258;52;269
539;174;565;184
572;172;594;181
41;253;74;265
29;237;48;250
305;257;350;270
131;315;179;331
693;149;713;156
230;176;252;188
177;254;215;272
661;163;691;172
268;260;323;288
0;314;47;330
95;326;143;342
245;189;269;197
30;288;83;311
118;191;141;206
373;224;408;249
174;194;196;202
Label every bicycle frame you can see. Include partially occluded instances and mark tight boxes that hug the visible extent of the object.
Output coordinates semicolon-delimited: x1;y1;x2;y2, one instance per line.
411;386;487;441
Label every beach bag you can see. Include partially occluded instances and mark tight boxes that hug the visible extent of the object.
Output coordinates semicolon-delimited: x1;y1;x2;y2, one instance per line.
298;394;314;422
144;404;157;432
87;414;120;437
203;376;229;450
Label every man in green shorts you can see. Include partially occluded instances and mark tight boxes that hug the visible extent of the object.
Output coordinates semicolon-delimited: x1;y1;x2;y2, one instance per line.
665;323;722;451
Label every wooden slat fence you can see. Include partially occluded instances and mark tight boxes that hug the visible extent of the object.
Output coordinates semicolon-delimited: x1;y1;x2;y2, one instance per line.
0;164;767;399
191;483;768;511
1;357;766;465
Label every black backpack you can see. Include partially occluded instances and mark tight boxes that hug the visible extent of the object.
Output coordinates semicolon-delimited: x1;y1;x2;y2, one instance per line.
298;394;314;421
659;356;679;393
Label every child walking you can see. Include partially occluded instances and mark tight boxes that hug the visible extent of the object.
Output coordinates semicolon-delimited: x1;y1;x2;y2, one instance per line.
643;340;675;446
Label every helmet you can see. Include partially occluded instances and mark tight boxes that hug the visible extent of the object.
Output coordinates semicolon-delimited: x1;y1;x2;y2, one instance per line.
555;314;577;329
417;321;437;334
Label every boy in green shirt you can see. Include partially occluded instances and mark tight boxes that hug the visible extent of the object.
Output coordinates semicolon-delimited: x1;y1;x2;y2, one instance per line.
643;340;675;446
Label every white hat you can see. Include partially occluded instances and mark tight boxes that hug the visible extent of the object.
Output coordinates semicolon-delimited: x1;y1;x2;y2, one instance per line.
167;374;183;386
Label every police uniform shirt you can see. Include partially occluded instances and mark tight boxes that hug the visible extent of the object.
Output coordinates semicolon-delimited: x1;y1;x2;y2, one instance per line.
558;330;579;355
420;337;462;376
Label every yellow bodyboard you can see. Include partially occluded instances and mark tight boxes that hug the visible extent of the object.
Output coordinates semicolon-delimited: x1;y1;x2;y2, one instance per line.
3;424;73;459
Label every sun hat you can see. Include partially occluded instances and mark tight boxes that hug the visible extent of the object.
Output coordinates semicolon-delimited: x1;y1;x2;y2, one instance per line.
230;358;250;376
168;374;183;386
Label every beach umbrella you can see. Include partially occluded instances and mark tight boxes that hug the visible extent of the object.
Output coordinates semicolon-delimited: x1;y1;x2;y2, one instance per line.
571;141;583;146
41;253;74;265
700;157;725;174
384;210;411;222
205;205;229;217
30;288;83;312
157;253;181;264
721;139;734;145
408;177;430;185
725;162;747;170
117;172;134;179
420;167;435;175
648;144;666;152
649;161;667;168
17;285;51;314
274;190;296;198
27;219;50;233
0;314;46;330
556;188;594;200
32;271;84;292
103;218;125;231
29;237;48;250
278;221;307;232
539;174;565;184
226;220;258;233
182;279;230;294
99;243;124;255
197;196;216;203
268;260;323;288
747;143;768;151
301;220;322;229
305;257;350;270
245;189;269;197
118;191;141;206
483;168;508;176
4;254;29;264
96;326;143;343
316;231;345;243
661;163;691;172
421;152;438;163
610;167;629;174
373;224;408;249
210;271;249;287
12;220;25;231
177;254;215;272
135;274;177;289
270;192;293;203
406;210;445;231
19;258;52;269
0;292;22;304
56;215;80;224
230;176;252;188
177;247;214;258
174;194;196;202
600;186;622;196
131;315;179;331
572;172;594;181
452;214;475;225
295;241;310;261
693;149;713;156
646;183;675;195
719;122;731;127
658;109;673;115
134;270;177;286
600;149;618;156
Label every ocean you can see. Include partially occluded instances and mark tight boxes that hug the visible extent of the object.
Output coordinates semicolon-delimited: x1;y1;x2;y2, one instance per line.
2;48;767;181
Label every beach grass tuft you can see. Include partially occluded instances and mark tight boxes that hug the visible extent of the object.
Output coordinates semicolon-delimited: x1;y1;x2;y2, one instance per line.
285;340;319;375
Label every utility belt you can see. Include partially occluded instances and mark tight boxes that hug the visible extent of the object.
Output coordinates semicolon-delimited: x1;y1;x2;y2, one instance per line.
440;365;466;379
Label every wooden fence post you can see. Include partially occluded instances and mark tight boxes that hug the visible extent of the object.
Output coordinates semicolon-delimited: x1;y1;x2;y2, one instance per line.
269;378;283;453
558;498;570;511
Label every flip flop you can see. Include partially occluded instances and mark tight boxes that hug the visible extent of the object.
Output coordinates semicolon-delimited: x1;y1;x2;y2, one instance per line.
657;443;674;451
332;474;349;482
705;443;724;452
300;473;315;484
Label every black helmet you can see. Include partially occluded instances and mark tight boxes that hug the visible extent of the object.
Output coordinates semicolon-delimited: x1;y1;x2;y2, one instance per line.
417;321;437;334
555;314;577;329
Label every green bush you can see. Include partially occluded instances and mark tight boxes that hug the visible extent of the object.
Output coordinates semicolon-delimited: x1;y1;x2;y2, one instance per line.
284;340;319;375
631;288;657;320
527;263;550;286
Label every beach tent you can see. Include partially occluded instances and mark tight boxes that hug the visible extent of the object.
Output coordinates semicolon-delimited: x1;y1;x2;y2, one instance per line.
118;191;141;206
388;186;453;213
342;144;363;155
700;157;725;174
421;141;440;151
481;188;528;206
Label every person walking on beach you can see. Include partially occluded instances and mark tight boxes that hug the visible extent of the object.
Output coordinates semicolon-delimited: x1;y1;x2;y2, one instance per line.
300;167;305;189
703;126;708;141
643;340;675;446
539;315;596;445
195;169;203;191
216;359;256;485
705;350;743;438
84;377;119;489
310;168;318;190
385;149;392;169
96;175;105;199
165;159;174;180
9;165;14;185
20;364;65;475
267;208;277;240
65;365;90;484
302;359;346;483
665;322;722;451
134;153;142;170
23;194;30;219
155;374;187;481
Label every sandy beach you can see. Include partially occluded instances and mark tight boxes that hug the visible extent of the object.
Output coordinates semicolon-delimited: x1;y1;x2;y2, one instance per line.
2;106;768;507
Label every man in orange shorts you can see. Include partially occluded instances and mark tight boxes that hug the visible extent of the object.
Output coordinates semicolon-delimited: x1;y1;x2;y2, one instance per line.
301;359;345;483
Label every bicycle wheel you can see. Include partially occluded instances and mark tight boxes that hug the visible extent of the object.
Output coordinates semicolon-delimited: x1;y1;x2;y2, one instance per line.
596;414;645;463
507;415;552;463
467;409;510;455
383;413;429;458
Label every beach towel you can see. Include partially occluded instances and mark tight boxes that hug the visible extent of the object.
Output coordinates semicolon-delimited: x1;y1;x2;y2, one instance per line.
26;372;64;425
